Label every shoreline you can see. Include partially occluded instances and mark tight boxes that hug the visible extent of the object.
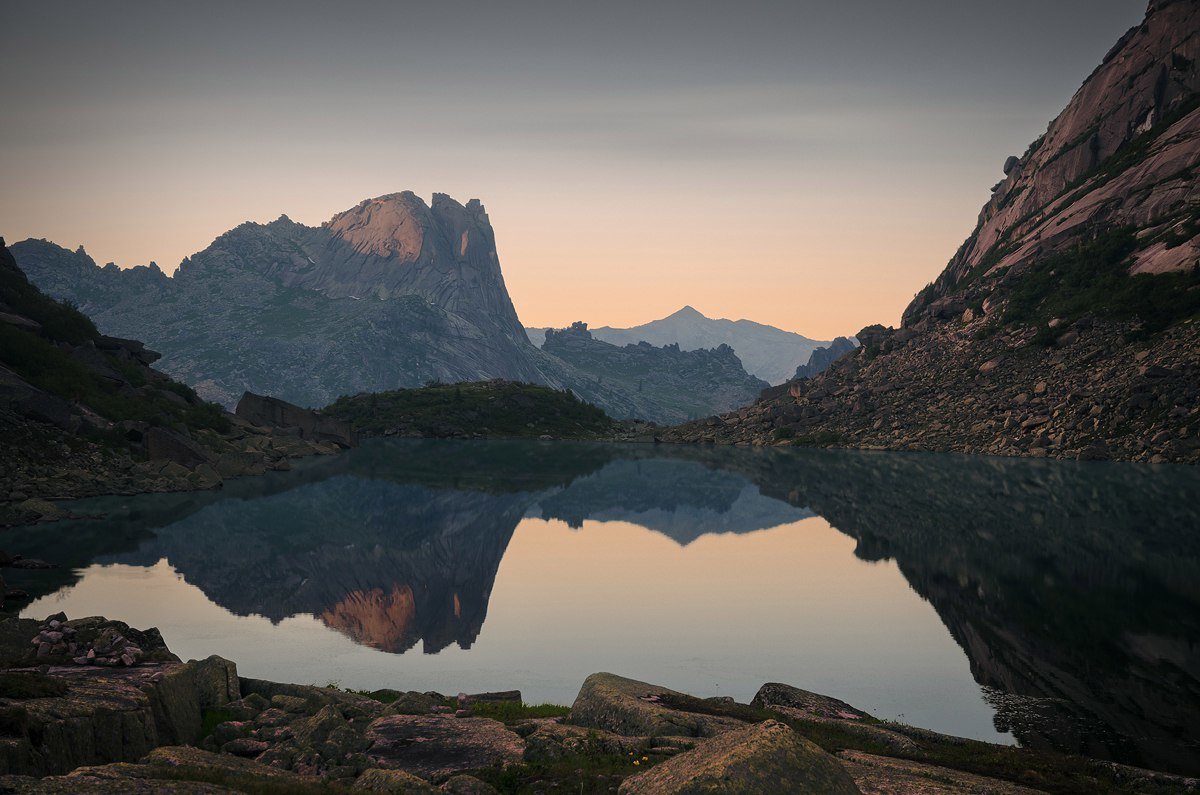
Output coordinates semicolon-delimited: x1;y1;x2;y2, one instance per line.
5;428;1197;529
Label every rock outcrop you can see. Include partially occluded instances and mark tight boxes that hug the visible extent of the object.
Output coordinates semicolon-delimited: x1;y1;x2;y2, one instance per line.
235;391;356;448
665;1;1200;464
0;645;238;776
541;322;768;424
568;673;746;739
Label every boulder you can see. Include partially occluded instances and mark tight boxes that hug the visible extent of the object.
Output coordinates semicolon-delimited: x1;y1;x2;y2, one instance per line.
568;673;747;738
0;655;237;776
618;719;859;794
364;714;525;780
928;297;968;321
854;325;890;350
752;683;872;721
235;392;357;448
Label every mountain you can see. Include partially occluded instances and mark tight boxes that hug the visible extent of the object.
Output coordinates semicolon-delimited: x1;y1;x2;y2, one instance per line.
666;0;1200;464
540;322;768;424
528;305;830;385
13;192;546;409
14;194;773;426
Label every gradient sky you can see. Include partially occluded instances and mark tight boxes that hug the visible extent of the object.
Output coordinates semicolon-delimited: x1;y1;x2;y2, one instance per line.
0;1;1145;338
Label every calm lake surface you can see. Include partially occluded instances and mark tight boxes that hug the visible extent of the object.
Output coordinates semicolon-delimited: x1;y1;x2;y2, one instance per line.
6;440;1199;774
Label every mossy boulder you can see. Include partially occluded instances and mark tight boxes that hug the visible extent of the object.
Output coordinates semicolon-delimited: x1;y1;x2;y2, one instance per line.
523;722;645;762
568;673;747;738
617;719;860;794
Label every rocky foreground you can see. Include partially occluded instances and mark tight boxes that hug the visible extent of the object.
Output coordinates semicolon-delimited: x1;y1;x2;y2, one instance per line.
0;616;1194;793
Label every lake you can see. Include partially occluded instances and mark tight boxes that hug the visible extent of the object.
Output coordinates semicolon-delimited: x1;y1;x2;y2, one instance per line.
5;439;1199;775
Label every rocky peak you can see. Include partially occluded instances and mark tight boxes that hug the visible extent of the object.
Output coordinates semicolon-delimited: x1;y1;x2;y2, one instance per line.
670;305;705;319
324;191;430;260
545;321;594;343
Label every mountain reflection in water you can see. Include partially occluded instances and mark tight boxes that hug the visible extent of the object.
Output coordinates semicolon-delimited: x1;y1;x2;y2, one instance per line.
8;439;1200;775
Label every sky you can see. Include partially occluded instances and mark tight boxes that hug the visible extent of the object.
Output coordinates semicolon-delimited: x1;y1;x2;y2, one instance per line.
0;1;1147;339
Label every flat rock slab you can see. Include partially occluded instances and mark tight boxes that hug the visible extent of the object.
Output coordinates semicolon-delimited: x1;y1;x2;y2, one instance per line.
365;714;525;780
5;746;310;793
619;719;860;794
838;750;1045;795
752;682;872;721
568;672;747;738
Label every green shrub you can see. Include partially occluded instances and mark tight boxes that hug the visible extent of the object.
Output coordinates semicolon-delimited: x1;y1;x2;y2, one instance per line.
1003;225;1200;335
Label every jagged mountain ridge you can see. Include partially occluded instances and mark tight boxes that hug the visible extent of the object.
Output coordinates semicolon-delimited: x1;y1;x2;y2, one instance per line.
666;0;1200;464
14;194;772;425
529;305;832;385
13;192;543;409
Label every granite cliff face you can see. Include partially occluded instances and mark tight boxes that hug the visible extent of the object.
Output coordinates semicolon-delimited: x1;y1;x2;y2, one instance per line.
906;0;1200;323
13;193;543;409
667;1;1200;463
